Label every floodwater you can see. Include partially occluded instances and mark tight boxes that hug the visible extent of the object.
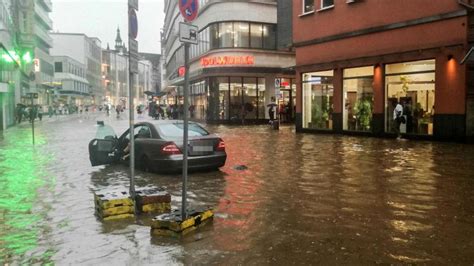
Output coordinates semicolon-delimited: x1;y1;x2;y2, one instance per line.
1;113;474;264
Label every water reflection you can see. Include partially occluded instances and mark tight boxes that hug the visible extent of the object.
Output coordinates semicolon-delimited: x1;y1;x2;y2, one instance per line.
1;117;474;264
0;127;54;264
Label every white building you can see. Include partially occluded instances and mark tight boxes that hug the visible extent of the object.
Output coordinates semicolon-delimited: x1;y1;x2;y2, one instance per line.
161;0;295;122
53;56;90;106
50;33;103;105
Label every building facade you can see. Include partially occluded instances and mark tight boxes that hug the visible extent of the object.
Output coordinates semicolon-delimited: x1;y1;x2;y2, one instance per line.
0;0;20;130
162;0;295;123
139;52;162;93
50;33;103;106
53;56;90;106
293;0;472;141
12;0;54;106
102;47;129;107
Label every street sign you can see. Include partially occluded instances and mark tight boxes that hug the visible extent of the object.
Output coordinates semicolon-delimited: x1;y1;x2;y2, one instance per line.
275;78;281;88
179;22;198;45
179;0;199;22
129;0;138;10
129;9;138;39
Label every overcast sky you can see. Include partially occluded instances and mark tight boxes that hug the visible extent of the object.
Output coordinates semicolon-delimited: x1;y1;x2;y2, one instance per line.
51;0;165;54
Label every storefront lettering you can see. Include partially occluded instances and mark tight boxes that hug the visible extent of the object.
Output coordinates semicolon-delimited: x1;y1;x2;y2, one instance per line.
200;56;255;67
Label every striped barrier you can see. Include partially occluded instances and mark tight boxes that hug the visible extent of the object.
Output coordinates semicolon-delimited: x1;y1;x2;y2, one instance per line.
150;208;214;237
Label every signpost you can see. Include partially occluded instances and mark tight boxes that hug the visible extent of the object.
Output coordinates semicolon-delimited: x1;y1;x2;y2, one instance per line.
128;0;138;212
26;92;38;145
178;0;199;220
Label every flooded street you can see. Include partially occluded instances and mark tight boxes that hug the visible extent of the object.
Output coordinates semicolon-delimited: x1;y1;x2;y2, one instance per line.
1;113;474;264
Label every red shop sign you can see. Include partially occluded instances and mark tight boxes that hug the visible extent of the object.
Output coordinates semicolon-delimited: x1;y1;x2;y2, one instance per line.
200;56;255;67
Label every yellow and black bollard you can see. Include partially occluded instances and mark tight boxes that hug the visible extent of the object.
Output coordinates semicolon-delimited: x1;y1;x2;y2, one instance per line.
94;190;135;221
150;208;213;237
135;188;171;214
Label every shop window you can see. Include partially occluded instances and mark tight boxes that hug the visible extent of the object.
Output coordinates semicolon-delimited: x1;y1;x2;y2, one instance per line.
343;66;374;132
257;78;266;119
321;0;334;9
208;77;229;120
243;78;258;119
385;59;435;135
303;0;314;13
302;70;334;130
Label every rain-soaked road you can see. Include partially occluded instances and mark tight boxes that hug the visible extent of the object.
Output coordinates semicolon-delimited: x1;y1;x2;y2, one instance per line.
1;112;474;264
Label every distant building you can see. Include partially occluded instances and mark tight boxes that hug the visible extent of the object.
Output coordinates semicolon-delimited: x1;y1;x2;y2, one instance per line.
101;28;156;107
53;56;90;106
139;52;161;93
50;33;103;105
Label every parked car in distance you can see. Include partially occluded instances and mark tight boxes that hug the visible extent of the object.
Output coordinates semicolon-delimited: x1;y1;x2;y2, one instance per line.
89;121;227;173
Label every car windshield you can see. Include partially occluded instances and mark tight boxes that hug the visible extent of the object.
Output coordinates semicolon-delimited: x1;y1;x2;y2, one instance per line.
158;122;209;138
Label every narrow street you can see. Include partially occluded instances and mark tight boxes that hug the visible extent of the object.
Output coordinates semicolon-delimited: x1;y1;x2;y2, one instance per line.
1;113;474;264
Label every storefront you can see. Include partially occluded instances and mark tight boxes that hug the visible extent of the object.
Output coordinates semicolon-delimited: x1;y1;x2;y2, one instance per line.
298;47;465;140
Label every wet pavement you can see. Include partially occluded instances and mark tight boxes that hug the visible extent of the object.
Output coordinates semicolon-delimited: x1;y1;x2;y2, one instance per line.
1;112;474;264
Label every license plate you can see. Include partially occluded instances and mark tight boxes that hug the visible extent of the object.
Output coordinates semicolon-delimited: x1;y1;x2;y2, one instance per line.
192;146;213;152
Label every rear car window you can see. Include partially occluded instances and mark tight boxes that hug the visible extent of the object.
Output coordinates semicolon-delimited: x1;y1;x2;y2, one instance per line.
158;123;209;138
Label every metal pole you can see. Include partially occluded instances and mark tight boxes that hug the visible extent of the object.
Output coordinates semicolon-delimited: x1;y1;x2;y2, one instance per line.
128;6;136;212
181;43;190;220
31;96;35;145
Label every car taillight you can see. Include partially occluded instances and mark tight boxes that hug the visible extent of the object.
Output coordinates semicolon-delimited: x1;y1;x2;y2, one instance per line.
217;138;225;151
162;143;182;155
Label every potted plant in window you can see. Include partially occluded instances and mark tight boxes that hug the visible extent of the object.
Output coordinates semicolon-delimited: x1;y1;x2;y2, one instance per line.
353;97;372;131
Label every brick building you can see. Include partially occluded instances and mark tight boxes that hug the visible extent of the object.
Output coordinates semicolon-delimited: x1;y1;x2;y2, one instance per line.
293;0;472;141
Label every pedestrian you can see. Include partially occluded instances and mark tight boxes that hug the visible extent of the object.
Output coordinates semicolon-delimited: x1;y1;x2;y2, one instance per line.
85;106;89;119
267;97;276;121
37;105;43;121
48;105;53;118
16;104;23;123
116;105;121;118
392;100;404;138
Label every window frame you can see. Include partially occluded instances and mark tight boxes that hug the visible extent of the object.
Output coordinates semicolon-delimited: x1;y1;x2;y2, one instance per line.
302;0;315;14
320;0;335;10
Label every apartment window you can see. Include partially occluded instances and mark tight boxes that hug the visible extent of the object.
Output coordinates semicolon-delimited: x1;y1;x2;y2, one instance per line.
250;23;263;48
303;0;314;13
55;62;63;73
321;0;334;9
219;22;233;48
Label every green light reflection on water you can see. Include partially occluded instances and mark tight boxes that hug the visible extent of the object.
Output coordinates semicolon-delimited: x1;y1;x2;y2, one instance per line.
0;128;55;263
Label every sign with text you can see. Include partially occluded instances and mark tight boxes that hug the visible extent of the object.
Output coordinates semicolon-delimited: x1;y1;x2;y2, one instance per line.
33;58;40;72
200;55;255;67
179;22;198;44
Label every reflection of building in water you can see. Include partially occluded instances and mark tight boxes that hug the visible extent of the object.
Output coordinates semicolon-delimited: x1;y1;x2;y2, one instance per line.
294;0;472;141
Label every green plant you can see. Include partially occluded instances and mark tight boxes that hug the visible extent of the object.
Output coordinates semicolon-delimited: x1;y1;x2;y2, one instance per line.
311;100;329;128
353;98;372;131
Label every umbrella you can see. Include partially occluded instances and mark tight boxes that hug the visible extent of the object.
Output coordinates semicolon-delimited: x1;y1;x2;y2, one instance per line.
267;103;278;108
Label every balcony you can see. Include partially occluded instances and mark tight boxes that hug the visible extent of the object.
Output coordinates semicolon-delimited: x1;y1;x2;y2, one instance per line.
34;24;53;48
38;0;53;12
34;3;53;30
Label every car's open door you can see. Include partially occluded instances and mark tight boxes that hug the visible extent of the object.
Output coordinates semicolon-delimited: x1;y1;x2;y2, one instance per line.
89;124;120;166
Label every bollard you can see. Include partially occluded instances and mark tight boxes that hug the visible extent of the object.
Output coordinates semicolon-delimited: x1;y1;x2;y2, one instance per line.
150;208;213;237
135;188;171;214
94;190;135;221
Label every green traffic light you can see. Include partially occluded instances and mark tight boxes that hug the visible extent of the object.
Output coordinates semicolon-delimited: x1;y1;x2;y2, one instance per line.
22;51;32;63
